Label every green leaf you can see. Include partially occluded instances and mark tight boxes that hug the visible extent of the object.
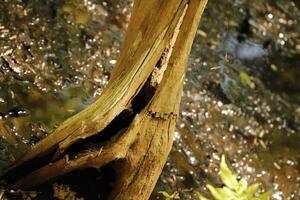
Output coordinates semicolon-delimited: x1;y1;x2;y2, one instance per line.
244;183;259;198
217;187;238;200
158;191;180;200
206;185;224;200
240;71;255;89
195;155;272;200
236;178;248;194
195;191;210;200
220;155;238;190
257;191;271;200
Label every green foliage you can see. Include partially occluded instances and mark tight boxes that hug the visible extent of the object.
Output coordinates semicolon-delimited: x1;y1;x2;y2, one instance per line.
197;155;271;200
159;156;271;200
240;71;255;89
158;191;180;200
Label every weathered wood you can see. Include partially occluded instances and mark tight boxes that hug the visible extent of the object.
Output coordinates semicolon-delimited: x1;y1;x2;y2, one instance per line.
111;1;208;199
6;0;208;199
8;0;189;170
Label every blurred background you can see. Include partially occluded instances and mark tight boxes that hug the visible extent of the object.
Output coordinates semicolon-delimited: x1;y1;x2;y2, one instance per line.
0;0;299;199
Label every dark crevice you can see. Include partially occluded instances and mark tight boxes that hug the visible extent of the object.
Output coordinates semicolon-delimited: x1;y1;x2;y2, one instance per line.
66;63;161;158
2;49;164;189
1;107;133;186
131;46;170;113
65;108;135;160
2;31;171;193
34;164;117;200
132;78;156;113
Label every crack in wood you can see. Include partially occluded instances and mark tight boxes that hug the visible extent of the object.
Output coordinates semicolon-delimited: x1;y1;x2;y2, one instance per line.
2;1;209;200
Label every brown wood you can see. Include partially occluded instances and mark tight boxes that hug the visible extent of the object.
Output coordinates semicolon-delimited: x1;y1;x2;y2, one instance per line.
6;0;208;199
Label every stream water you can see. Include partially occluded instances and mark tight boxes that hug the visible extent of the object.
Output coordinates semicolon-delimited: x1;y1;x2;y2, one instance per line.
0;0;299;199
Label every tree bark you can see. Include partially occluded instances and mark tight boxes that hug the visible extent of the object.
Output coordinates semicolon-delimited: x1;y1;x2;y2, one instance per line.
4;0;208;199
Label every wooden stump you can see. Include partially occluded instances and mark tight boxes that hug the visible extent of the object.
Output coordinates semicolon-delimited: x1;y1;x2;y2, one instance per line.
4;0;208;199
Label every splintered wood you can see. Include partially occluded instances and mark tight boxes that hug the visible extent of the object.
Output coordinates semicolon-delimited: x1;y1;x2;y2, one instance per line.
150;5;187;88
5;1;208;200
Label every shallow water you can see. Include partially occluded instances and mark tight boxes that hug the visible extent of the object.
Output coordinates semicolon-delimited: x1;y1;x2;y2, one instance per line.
0;0;299;199
154;1;300;199
0;0;129;171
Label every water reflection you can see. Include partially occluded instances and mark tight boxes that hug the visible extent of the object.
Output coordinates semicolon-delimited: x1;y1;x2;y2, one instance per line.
0;0;129;172
154;0;300;199
0;0;299;199
223;35;268;60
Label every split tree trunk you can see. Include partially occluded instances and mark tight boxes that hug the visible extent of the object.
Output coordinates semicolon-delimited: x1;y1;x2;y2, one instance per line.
4;0;208;199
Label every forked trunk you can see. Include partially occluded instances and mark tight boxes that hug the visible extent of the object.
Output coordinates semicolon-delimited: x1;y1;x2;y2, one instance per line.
4;0;208;199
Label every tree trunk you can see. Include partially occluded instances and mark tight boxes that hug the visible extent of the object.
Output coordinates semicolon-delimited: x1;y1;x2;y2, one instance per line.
4;0;208;199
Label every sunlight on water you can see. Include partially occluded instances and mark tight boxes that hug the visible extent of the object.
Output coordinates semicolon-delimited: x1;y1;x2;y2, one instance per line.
0;0;299;199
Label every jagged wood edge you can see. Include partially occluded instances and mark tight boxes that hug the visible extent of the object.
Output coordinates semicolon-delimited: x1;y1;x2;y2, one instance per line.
12;1;208;200
11;1;189;188
7;0;189;171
